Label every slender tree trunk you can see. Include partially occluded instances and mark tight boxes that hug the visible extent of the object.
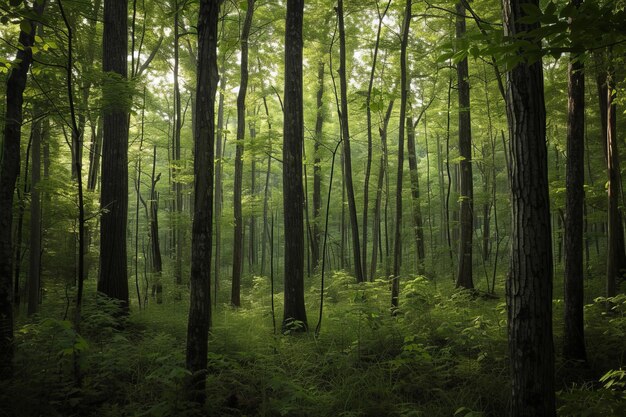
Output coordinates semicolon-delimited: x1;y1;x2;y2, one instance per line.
186;0;219;404
87;118;102;191
27;115;43;316
148;146;163;303
282;0;307;331
455;1;474;289
232;0;255;307
606;70;625;297
0;0;45;379
503;0;555;415
260;93;272;276
312;61;324;270
214;62;226;295
563;0;587;361
371;100;394;280
173;1;184;285
392;0;411;309
337;0;364;283
14;137;32;311
362;0;392;282
406;115;425;274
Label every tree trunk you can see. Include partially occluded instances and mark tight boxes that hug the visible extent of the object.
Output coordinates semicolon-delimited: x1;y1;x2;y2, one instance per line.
362;0;391;282
282;0;307;331
337;0;364;283
173;1;183;285
312;61;324;270
406;115;425;274
27;115;43;316
0;0;45;379
371;100;394;280
149;146;163;303
214;62;226;295
99;0;130;309
455;1;474;289
392;0;411;309
503;0;556;415
563;0;586;361
232;0;255;307
185;0;219;404
606;71;625;297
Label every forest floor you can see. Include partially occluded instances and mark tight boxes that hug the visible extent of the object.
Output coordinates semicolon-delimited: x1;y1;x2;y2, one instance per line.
1;267;625;417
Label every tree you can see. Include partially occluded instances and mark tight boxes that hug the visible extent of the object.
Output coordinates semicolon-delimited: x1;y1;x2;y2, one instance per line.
563;0;586;362
337;0;364;283
455;1;473;290
232;0;255;307
283;0;307;331
392;0;411;310
27;111;43;316
605;68;624;298
185;0;219;403
98;0;130;309
0;0;45;379
502;0;555;415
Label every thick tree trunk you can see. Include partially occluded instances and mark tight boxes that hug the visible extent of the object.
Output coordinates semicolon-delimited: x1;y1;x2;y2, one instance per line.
392;0;411;309
232;0;255;307
99;0;130;309
503;0;556;415
185;0;219;404
337;0;364;283
0;0;45;379
282;0;307;331
455;1;474;289
563;0;587;362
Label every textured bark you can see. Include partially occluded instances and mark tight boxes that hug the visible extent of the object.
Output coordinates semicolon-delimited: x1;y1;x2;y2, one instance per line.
392;0;411;309
312;61;324;270
185;0;219;404
231;0;255;307
406;116;425;274
99;0;129;308
28;116;42;316
563;0;586;362
0;0;45;379
282;0;307;330
337;0;364;283
503;0;556;415
455;1;474;289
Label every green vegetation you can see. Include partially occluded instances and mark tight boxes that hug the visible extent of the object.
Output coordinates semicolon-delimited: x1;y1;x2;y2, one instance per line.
2;268;625;416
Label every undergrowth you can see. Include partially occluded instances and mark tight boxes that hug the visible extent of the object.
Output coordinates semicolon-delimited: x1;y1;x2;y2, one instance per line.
1;272;624;417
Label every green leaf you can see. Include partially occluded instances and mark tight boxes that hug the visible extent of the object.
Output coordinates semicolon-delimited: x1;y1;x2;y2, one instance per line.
20;20;31;34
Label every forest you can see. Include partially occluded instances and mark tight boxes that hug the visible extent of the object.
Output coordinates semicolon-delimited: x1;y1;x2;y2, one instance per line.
1;0;626;415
